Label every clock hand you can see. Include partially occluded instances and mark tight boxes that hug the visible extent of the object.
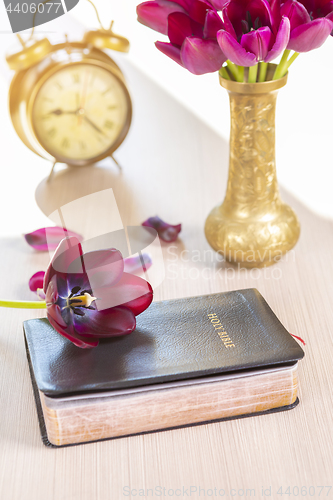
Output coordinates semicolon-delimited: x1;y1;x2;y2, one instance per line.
47;109;77;116
83;115;107;137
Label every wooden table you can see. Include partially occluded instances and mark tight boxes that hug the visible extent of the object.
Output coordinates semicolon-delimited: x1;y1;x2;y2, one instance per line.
1;57;333;500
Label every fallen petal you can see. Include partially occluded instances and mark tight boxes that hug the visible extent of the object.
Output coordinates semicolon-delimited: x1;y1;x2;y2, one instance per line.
137;0;186;35
24;227;82;252
181;37;227;74
288;17;333;51
29;271;46;299
217;30;257;66
142;216;181;242
124;253;153;274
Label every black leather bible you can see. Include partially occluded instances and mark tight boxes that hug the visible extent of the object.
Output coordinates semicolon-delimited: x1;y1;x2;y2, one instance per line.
24;289;304;447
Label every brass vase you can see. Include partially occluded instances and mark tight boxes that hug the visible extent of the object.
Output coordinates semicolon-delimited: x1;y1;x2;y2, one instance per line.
205;68;300;268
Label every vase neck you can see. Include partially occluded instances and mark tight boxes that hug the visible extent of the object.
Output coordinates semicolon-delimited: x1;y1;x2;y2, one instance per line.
224;89;281;217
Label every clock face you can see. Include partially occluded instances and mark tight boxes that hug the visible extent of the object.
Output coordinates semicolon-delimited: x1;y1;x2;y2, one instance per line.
31;62;131;163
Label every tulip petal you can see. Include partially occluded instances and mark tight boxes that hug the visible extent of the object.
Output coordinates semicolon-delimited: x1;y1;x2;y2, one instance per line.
24;227;82;252
281;0;311;30
187;0;216;25
29;271;45;293
44;236;84;293
265;16;290;62
210;0;230;9
241;26;273;61
47;313;99;348
155;41;184;66
80;248;124;289
217;30;257;66
72;306;136;338
29;271;46;300
137;0;186;35
204;9;224;38
288;17;333;51
142;216;181;242
124;253;153;274
181;37;227;74
225;0;272;39
92;272;153;313
168;12;193;46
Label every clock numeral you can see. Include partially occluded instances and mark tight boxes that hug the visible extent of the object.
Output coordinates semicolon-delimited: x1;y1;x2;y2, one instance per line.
104;120;114;129
102;86;114;96
72;73;80;84
47;128;57;138
62;138;70;149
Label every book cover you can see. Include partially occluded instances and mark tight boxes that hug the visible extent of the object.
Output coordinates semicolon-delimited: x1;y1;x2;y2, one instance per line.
24;289;305;446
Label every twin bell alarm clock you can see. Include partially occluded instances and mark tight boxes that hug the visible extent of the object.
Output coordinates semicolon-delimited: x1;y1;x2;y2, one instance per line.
6;12;132;174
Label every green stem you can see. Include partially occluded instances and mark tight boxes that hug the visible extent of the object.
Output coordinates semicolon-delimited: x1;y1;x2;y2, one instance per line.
273;49;290;80
226;60;242;82
237;65;244;82
248;64;258;83
258;62;268;83
286;52;299;69
0;300;47;309
219;66;230;80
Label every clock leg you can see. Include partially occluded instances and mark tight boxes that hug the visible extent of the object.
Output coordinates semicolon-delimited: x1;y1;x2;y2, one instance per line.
47;160;58;182
110;155;122;171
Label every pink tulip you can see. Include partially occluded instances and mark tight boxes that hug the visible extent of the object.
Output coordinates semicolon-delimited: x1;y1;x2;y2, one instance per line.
281;0;333;51
137;0;227;74
217;0;290;66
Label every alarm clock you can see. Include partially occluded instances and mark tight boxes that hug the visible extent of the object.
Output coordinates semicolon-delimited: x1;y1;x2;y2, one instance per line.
6;20;132;175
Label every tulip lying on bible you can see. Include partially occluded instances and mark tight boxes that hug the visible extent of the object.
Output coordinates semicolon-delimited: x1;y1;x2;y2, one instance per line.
136;0;333;82
1;238;153;349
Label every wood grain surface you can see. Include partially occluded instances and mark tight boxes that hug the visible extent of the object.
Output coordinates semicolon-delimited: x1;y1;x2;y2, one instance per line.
1;59;333;500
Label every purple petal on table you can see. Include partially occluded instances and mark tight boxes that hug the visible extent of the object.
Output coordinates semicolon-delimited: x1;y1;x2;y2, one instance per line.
124;253;153;274
24;227;82;252
155;41;184;66
217;30;257;66
142;216;181;242
241;26;273;61
73;306;136;338
281;0;311;30
47;313;99;348
44;236;84;292
181;37;227;74
29;271;45;292
203;9;224;38
80;248;124;289
288;17;333;51
92;272;153;313
168;12;193;46
265;16;290;61
137;0;186;35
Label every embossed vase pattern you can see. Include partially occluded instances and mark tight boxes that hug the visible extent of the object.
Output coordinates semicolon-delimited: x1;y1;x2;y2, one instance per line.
205;73;300;268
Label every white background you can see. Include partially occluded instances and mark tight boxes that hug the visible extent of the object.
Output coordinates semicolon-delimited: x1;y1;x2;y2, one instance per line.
0;0;332;236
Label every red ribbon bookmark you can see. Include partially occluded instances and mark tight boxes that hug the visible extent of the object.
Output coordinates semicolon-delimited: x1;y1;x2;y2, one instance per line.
290;333;306;346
